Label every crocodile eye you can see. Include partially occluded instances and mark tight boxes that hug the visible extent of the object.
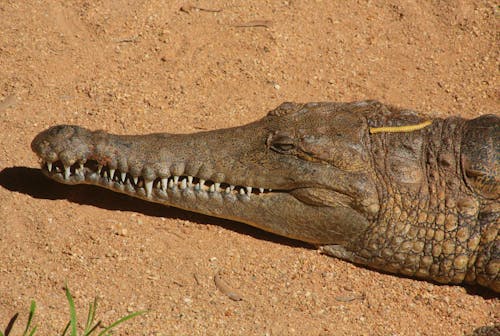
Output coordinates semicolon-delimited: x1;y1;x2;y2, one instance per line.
268;134;296;154
273;143;295;152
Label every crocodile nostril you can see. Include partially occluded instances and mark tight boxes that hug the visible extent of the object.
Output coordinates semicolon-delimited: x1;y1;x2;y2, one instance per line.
48;124;76;138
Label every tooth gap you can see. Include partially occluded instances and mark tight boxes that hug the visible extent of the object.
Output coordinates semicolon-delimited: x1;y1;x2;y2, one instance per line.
136;177;144;188
153;178;162;189
83;160;98;172
54;161;64;172
69;162;79;174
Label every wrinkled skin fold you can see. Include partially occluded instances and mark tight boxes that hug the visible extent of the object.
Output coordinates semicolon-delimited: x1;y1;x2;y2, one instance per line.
31;100;499;292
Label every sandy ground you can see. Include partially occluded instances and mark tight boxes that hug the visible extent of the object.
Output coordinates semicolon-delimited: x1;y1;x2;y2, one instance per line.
0;1;498;335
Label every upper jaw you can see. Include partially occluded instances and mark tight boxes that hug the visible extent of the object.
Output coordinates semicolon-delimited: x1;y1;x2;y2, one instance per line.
31;124;291;199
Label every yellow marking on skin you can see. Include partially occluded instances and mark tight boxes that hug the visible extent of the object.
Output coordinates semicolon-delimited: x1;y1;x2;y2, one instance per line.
369;120;432;134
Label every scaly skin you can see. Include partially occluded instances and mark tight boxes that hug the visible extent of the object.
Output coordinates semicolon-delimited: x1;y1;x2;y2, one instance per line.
31;100;499;292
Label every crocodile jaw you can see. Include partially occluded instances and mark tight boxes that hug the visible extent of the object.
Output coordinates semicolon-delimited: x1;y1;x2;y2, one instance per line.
31;102;379;245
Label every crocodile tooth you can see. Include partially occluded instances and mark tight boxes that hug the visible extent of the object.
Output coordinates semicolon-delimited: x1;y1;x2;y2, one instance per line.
200;179;205;186
97;165;103;175
174;176;179;184
180;178;187;189
161;178;168;191
121;172;126;182
168;179;174;189
187;176;193;186
47;162;52;172
246;187;252;195
195;183;201;191
214;183;220;192
209;184;215;192
109;169;115;179
225;187;231;194
239;188;245;195
144;179;153;197
64;166;70;180
259;188;264;193
133;176;138;185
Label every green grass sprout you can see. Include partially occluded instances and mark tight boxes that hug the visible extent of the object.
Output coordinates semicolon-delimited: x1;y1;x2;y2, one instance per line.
1;286;146;336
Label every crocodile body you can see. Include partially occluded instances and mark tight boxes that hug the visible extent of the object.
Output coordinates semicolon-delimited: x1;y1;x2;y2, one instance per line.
31;100;499;292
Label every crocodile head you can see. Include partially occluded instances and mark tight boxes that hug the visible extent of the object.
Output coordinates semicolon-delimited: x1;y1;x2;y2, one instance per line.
31;101;381;245
31;101;500;291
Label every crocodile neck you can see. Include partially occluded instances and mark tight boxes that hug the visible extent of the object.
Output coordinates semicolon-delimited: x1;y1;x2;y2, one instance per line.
353;115;486;284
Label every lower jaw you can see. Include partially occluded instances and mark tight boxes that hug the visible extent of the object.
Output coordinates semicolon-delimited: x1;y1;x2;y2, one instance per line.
40;166;341;245
40;168;306;238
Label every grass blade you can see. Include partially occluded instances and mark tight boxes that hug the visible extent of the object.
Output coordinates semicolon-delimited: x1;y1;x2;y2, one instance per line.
84;298;97;332
61;321;71;336
27;326;37;336
97;310;146;336
83;320;101;336
65;286;78;336
21;301;36;336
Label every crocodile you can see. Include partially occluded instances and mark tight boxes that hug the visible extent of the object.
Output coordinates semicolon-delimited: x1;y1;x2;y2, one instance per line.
31;100;499;292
